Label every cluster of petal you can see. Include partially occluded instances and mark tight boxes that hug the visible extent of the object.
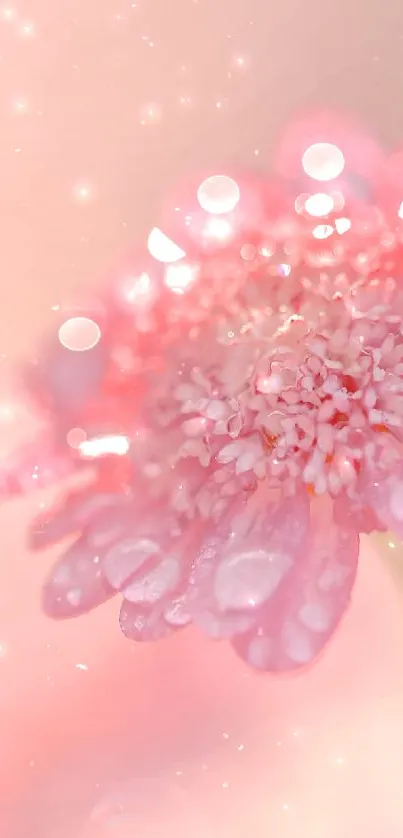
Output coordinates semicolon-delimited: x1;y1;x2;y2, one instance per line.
5;111;403;673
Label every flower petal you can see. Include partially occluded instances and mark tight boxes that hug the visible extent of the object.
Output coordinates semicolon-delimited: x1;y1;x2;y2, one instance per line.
232;498;359;672
42;537;115;618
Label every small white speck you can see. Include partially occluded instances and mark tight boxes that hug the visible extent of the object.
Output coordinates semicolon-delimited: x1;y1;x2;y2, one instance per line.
222;732;230;740
221;781;230;789
76;663;88;671
18;21;35;37
13;98;28;114
237;744;245;752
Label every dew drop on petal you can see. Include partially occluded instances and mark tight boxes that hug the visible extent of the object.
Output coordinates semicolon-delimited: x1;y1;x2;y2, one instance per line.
214;548;292;611
122;556;181;605
103;537;161;591
119;600;176;642
42;538;115;618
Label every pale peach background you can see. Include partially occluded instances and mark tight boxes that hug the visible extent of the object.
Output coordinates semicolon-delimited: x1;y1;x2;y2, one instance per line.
1;1;403;836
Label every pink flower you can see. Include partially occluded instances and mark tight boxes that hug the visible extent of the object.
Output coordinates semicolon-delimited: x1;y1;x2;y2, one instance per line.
5;112;403;673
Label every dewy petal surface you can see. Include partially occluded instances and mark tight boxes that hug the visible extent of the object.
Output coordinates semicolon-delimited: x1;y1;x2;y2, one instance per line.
232;498;359;672
42;537;115;618
188;491;310;640
119;599;179;642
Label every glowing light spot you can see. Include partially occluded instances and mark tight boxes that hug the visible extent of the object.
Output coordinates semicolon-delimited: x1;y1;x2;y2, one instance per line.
13;98;28;114
67;427;87;449
122;271;156;307
335;217;352;235
165;263;199;294
147;227;185;263
19;21;35;37
398;201;403;219
197;175;240;215
302;143;345;182
1;7;16;20
304;193;334;217
78;434;130;459
58;317;101;352
139;102;162;125
203;217;233;242
312;224;334;240
73;183;92;202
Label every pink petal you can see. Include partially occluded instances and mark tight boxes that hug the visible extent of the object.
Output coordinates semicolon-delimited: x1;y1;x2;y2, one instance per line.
362;469;403;538
42;537;115;619
119;600;178;642
232;499;359;672
188;491;309;640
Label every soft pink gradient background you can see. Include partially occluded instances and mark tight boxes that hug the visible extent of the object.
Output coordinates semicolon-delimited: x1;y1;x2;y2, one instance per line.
2;1;403;836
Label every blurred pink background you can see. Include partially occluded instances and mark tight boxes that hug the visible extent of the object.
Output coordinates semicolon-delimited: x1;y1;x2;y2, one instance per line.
2;0;403;836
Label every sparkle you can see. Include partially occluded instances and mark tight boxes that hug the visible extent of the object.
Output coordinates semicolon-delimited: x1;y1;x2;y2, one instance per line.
73;183;93;202
139;102;161;124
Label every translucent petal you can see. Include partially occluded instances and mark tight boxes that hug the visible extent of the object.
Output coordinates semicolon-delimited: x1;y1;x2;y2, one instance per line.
42;537;115;618
188;491;309;639
119;600;177;642
232;499;359;672
37;334;107;418
122;556;182;606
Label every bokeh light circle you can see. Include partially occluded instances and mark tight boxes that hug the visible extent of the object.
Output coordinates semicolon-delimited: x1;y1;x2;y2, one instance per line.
304;193;335;217
165;263;199;294
302;143;345;182
197;175;240;214
147;227;186;263
58;317;101;352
